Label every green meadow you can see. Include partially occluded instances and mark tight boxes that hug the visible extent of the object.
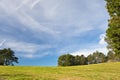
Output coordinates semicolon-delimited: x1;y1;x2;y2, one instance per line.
0;62;120;80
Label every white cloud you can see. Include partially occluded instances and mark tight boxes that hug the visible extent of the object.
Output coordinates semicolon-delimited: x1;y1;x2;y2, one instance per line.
23;52;50;58
16;12;58;35
71;46;108;57
0;0;59;37
0;0;109;59
31;0;42;9
0;0;109;38
4;41;38;53
17;0;42;9
0;40;6;47
70;33;108;56
0;39;53;58
99;33;107;45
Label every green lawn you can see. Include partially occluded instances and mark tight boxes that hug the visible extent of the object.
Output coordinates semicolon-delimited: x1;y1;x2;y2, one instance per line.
0;62;120;80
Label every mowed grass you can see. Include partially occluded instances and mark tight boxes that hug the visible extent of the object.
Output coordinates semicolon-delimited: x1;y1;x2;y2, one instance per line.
0;62;120;80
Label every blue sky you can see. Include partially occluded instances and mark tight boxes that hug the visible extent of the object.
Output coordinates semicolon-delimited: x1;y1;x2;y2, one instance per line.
0;0;109;66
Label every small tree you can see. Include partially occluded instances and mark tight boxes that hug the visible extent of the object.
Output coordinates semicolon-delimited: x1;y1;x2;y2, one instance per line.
74;55;81;65
58;54;75;66
87;54;94;64
92;51;106;64
0;48;18;66
80;55;87;65
107;51;115;61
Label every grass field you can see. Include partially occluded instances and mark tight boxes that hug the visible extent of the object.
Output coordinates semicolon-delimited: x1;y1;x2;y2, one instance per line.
0;62;120;80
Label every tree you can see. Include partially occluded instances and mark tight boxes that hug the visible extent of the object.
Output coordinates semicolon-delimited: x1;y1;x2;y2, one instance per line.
0;48;18;66
92;51;106;64
107;51;115;61
80;55;87;65
74;55;87;65
74;55;81;65
87;54;94;64
58;54;75;66
105;0;120;59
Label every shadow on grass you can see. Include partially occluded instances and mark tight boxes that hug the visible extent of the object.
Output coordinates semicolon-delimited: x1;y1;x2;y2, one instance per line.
0;74;56;80
0;74;32;80
0;73;30;77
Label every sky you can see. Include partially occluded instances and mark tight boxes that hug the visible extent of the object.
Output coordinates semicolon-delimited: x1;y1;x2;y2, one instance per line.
0;0;109;66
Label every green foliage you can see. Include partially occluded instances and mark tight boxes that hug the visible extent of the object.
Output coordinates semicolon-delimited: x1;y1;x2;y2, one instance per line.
58;54;75;66
80;55;87;65
105;0;120;16
58;51;107;66
74;55;81;65
58;54;87;66
87;54;94;64
0;48;18;66
107;51;115;60
92;51;106;63
105;0;120;57
74;55;87;65
87;51;106;64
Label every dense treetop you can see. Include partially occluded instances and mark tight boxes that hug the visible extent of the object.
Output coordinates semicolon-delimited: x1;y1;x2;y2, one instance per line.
105;0;120;58
0;48;18;66
58;51;110;66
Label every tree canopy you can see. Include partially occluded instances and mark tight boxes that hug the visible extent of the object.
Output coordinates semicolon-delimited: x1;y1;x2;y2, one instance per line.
0;48;18;66
58;51;106;66
58;54;75;66
105;0;120;58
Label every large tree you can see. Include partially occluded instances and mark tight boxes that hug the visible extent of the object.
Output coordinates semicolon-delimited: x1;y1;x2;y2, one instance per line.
105;0;120;58
0;48;18;66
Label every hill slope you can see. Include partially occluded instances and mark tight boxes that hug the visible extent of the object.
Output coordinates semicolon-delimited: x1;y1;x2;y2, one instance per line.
0;62;120;80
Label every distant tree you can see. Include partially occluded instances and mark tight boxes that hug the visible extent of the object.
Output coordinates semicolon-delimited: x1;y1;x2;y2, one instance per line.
0;48;18;66
105;0;120;59
87;54;94;64
107;51;115;61
92;51;106;64
58;54;75;66
74;55;81;65
80;55;87;65
58;51;107;66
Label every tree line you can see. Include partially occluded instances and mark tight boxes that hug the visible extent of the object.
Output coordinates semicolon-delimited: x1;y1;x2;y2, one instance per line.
0;48;18;66
58;51;117;66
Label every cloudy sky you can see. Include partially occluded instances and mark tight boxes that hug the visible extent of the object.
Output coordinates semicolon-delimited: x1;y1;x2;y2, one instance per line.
0;0;109;66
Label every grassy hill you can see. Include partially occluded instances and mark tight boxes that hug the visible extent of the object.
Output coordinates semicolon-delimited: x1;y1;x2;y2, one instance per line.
0;62;120;80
